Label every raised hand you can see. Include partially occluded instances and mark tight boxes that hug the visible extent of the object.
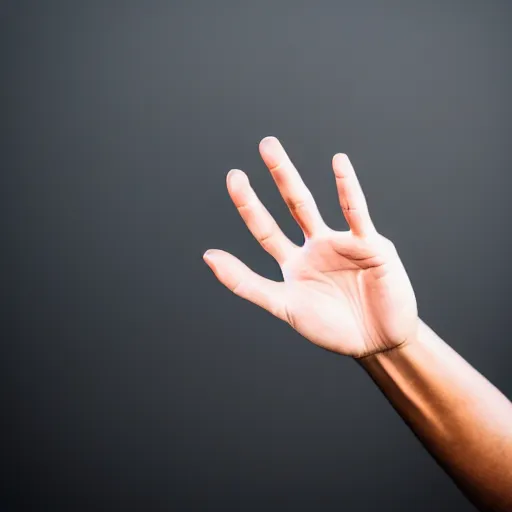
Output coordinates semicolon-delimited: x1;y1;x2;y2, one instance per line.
203;137;418;358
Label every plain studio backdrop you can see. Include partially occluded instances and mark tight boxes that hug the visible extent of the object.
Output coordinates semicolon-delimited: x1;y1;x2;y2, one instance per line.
1;1;511;510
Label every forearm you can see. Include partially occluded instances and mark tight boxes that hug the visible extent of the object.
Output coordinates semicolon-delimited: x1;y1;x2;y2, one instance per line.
358;319;512;512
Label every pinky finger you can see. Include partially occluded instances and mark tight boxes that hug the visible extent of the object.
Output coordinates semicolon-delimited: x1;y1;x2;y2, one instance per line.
203;249;287;321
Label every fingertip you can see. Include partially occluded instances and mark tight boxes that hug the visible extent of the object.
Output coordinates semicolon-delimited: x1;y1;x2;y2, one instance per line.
259;135;278;145
259;136;284;170
226;169;249;191
333;153;349;166
259;135;280;154
203;248;230;260
226;168;245;180
203;249;217;265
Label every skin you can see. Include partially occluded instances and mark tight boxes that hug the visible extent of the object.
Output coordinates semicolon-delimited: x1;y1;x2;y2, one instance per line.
203;136;512;511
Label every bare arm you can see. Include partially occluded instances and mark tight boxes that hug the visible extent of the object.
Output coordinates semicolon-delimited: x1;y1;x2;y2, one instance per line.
359;320;512;511
203;136;512;511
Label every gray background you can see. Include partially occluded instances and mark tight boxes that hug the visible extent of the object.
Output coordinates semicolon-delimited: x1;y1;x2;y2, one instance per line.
1;0;511;510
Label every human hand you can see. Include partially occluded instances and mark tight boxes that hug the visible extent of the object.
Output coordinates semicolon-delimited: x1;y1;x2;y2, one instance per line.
203;137;418;358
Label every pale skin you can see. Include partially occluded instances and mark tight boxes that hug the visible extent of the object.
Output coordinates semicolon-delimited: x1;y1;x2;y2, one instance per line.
203;136;512;511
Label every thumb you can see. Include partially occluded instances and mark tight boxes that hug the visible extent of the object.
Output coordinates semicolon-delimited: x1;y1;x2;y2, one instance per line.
203;249;287;321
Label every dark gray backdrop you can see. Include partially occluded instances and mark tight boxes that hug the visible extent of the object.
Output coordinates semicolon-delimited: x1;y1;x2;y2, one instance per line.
1;1;511;510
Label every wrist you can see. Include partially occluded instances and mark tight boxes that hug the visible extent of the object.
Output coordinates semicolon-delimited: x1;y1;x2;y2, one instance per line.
354;319;422;366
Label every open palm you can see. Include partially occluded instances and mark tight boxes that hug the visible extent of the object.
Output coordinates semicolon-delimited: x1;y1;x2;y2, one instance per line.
203;137;418;358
